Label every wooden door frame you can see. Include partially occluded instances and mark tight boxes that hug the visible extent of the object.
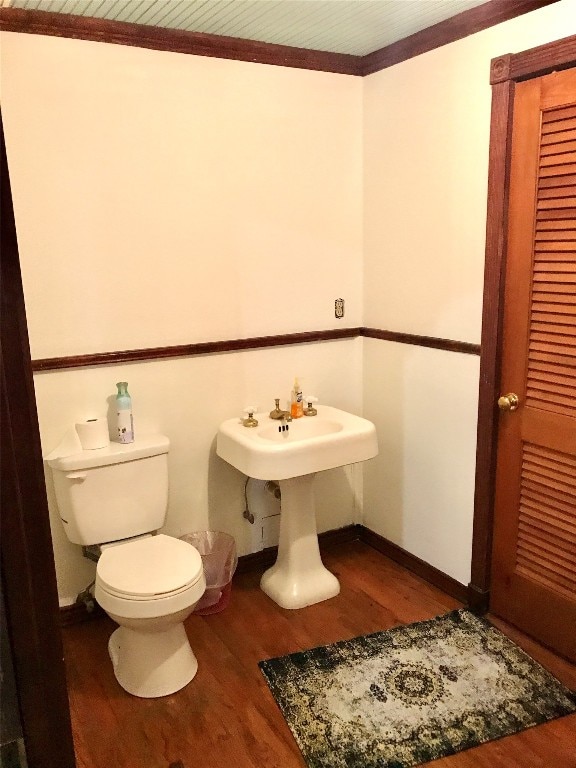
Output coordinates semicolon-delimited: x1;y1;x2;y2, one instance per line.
1;117;77;768
469;33;576;613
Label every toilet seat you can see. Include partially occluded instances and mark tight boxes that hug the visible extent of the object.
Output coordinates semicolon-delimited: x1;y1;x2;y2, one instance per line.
97;534;204;600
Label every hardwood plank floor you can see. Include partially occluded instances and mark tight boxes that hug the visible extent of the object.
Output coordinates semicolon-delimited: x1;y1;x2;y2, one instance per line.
61;541;576;768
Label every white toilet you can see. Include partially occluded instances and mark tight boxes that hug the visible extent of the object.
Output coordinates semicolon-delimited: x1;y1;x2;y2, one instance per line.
46;433;206;698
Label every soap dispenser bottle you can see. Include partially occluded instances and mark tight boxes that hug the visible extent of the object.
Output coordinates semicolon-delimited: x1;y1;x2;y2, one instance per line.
116;381;134;443
290;377;304;419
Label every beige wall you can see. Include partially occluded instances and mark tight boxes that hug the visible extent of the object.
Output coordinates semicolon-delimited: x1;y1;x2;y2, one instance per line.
35;341;364;602
1;32;363;603
1;0;573;602
363;0;575;584
2;33;362;359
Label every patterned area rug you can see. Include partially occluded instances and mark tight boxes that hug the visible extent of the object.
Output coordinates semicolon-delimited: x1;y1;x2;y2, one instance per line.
259;609;576;768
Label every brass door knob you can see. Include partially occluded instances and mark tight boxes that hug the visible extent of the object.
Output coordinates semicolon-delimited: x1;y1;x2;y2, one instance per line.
498;393;519;412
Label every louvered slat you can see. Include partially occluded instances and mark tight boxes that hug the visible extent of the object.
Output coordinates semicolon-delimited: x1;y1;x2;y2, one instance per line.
531;312;576;326
540;128;576;146
522;487;576;528
527;107;576;417
539;164;576;177
536;218;576;229
517;536;575;577
533;273;576;284
532;301;576;315
522;468;576;496
526;369;576;388
537;197;576;208
523;459;576;490
542;105;576;124
529;344;576;363
520;503;576;541
518;525;575;566
517;545;575;585
530;324;575;336
516;442;576;597
541;115;576;133
532;312;576;326
529;361;576;379
535;243;576;253
534;236;576;247
541;140;576;157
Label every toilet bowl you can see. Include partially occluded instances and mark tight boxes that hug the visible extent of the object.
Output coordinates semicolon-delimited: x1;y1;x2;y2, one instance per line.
46;432;213;698
95;534;206;698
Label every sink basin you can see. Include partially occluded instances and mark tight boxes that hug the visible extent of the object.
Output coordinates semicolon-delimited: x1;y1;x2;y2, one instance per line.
216;405;377;480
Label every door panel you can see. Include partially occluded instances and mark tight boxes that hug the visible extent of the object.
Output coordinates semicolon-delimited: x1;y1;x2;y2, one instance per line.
491;68;576;661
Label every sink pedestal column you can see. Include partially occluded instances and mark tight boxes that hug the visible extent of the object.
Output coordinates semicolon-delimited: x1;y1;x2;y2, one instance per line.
260;473;340;609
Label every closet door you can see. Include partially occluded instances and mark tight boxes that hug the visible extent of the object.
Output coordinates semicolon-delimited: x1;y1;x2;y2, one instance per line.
491;67;576;661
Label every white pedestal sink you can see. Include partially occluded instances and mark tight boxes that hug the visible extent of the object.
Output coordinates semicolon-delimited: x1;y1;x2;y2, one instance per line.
216;405;378;609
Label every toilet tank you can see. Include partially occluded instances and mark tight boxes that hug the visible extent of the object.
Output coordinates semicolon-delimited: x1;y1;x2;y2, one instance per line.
46;434;170;546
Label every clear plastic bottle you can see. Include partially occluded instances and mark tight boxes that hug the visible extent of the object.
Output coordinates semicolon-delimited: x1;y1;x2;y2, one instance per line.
290;377;304;419
116;381;134;443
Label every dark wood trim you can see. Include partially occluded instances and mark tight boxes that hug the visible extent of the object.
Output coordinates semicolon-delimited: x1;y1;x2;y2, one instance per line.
360;0;559;76
359;527;470;605
32;327;480;372
470;79;515;601
1;116;76;768
59;600;105;627
471;36;576;605
235;524;363;576
235;523;470;606
0;2;560;78
362;328;480;356
61;526;364;625
491;33;576;83
467;583;491;615
32;328;363;372
63;524;476;627
61;529;362;623
0;7;361;76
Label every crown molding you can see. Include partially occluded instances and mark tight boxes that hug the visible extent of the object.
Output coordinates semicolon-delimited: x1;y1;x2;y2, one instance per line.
0;1;561;77
0;7;362;75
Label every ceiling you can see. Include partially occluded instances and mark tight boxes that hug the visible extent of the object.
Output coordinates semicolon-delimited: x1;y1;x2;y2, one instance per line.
6;0;489;56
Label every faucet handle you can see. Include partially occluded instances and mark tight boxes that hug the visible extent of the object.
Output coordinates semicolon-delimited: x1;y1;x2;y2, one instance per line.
304;396;318;417
242;407;259;428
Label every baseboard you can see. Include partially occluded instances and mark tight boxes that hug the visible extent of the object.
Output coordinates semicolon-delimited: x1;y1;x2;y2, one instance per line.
466;582;490;615
236;524;362;575
237;523;470;607
358;526;470;604
60;524;473;625
59;600;104;627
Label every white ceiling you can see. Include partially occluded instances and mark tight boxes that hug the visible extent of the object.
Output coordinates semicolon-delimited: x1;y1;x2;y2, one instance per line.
8;0;489;56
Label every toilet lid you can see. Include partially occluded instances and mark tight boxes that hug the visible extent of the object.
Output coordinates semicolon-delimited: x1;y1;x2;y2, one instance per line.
96;534;203;599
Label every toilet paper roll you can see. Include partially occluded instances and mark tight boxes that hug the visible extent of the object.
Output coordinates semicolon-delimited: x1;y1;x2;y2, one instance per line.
75;418;110;450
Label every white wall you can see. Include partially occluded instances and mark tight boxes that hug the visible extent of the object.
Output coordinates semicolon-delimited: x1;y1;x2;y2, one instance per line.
1;33;362;359
35;341;363;602
1;32;363;603
1;0;573;602
363;0;575;584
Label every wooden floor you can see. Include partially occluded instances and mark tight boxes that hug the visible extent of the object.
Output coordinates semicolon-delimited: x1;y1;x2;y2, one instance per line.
62;540;576;768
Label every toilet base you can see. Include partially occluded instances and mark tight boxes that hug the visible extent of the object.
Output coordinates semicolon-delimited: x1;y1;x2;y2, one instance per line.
108;622;198;698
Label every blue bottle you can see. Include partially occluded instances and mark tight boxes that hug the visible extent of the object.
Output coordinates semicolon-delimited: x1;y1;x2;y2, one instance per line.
116;382;134;443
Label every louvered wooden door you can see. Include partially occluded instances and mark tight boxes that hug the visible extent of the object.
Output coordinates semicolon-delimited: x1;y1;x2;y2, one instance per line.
491;68;576;661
